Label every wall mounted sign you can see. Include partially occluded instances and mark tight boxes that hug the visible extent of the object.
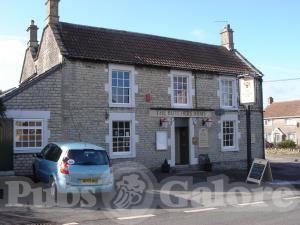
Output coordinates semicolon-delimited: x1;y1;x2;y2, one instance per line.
246;158;273;185
156;131;168;150
150;109;212;118
198;128;209;148
239;77;255;105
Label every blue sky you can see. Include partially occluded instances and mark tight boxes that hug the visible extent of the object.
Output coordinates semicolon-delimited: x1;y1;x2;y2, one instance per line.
0;0;299;106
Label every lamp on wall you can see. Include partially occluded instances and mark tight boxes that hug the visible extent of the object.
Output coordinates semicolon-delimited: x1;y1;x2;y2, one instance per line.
202;118;213;127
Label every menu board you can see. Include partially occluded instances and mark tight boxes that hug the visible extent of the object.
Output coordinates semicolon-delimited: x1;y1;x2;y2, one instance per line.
246;158;273;185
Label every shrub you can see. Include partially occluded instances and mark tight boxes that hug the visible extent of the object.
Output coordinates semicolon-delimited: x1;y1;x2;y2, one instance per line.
277;140;297;149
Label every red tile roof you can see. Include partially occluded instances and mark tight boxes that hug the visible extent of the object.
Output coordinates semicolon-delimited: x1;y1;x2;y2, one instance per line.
57;22;254;74
264;100;300;118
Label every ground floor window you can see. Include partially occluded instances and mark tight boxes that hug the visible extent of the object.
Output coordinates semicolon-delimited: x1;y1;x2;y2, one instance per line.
108;113;136;158
220;114;239;151
287;133;296;142
112;121;131;153
15;120;43;149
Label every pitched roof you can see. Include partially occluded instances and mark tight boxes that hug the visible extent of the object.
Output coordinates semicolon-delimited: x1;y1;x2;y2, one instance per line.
57;22;254;74
264;100;300;118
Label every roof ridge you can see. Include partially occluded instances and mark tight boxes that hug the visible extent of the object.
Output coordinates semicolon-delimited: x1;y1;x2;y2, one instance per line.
59;21;224;49
270;99;300;104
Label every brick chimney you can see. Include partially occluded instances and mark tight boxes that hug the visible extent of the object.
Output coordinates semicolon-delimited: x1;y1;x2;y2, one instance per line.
220;24;234;50
27;20;39;50
268;97;274;105
45;0;60;25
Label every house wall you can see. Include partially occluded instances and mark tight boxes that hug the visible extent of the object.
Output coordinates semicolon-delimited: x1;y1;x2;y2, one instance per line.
20;25;62;83
5;69;63;175
20;49;36;82
264;117;300;144
5;58;264;174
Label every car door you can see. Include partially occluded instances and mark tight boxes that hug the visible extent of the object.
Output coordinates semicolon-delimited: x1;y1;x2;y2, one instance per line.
35;144;52;182
43;144;62;183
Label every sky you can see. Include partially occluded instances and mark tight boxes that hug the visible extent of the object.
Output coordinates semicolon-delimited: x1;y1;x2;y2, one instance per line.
0;0;299;106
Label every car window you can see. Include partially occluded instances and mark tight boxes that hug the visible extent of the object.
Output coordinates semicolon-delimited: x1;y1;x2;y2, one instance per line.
67;149;109;165
40;144;51;158
45;145;62;162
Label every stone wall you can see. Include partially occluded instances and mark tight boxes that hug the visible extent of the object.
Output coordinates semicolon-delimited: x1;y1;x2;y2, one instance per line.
5;59;264;174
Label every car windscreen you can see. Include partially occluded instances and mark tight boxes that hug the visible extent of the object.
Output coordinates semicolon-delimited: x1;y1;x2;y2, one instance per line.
67;149;109;165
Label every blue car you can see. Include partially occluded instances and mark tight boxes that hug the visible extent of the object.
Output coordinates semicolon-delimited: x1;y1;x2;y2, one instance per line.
32;142;114;196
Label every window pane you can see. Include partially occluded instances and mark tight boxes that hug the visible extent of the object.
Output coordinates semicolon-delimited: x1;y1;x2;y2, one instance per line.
14;120;43;149
173;75;188;104
112;121;131;153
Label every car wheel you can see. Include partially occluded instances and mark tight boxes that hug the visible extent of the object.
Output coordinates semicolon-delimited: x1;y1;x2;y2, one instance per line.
32;165;39;183
50;178;57;201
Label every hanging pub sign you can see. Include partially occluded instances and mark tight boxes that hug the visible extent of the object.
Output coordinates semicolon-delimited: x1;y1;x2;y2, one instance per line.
239;77;255;105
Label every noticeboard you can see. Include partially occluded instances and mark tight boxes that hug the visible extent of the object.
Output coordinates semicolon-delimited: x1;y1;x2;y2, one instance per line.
246;158;273;185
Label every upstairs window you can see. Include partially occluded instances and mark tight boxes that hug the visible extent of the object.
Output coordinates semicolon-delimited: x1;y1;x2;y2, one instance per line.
170;71;193;108
264;119;272;126
285;118;296;126
220;78;237;109
112;71;130;104
109;64;135;107
173;75;188;104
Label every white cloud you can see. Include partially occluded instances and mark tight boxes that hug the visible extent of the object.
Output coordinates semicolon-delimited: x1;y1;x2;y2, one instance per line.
0;35;26;91
191;28;205;41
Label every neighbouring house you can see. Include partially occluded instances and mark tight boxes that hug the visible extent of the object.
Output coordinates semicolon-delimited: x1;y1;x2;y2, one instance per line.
0;0;264;175
264;97;300;145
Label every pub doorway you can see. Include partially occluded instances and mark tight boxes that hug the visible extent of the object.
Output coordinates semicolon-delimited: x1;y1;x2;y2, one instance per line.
175;118;189;165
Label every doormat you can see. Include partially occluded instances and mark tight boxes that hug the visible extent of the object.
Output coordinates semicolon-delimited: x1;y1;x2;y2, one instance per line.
0;189;3;199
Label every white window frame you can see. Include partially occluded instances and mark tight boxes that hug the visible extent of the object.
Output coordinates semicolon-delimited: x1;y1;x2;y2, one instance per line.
219;114;240;152
5;110;50;154
264;119;272;126
107;113;136;159
219;77;238;109
169;70;194;108
14;119;44;150
108;64;136;108
287;133;296;142
285;118;296;126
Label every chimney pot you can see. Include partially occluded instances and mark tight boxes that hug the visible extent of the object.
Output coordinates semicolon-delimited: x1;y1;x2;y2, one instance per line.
220;24;234;50
268;97;274;105
45;0;60;25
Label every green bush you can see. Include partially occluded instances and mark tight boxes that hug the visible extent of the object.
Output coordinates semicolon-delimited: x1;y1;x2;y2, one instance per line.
277;140;297;149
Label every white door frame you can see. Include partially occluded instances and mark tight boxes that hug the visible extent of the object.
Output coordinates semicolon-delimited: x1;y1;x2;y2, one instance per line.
170;118;197;166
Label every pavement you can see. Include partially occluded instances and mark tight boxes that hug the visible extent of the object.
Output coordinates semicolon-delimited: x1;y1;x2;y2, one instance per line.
0;158;300;225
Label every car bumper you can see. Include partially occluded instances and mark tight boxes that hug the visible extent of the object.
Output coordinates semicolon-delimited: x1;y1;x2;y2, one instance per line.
56;182;114;193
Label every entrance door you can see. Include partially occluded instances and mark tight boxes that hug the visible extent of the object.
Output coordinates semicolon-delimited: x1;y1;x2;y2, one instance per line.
175;118;189;165
0;119;13;171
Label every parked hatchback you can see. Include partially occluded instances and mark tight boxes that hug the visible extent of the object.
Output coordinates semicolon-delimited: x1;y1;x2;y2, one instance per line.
32;142;114;196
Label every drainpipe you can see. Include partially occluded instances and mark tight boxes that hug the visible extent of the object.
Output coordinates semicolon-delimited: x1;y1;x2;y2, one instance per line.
258;77;265;159
193;72;198;108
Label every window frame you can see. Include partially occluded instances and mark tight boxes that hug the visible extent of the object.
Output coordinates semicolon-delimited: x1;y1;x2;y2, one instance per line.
287;133;296;142
220;114;239;152
219;77;238;109
108;64;136;108
14;119;44;152
108;113;136;159
170;70;193;108
112;121;131;154
285;118;296;126
264;119;272;126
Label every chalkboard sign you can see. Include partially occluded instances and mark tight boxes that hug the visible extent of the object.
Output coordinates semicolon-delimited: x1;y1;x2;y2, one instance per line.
246;158;273;185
